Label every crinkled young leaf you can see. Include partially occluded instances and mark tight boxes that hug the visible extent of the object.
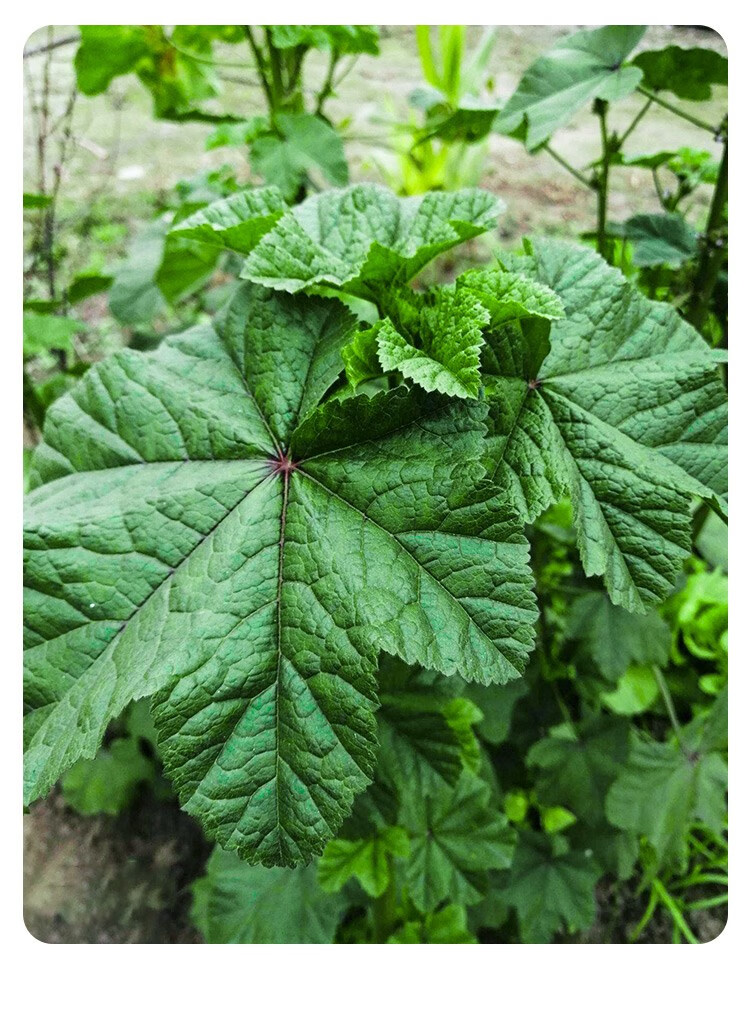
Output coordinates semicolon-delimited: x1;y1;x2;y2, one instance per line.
341;325;383;388
527;716;629;826
504;832;601;942
632;46;727;101
483;239;727;611
24;284;536;867
170;187;287;254
400;772;515;913
318;826;409;898
376;289;489;399
242;184;502;298
192;845;346;943
496;26;646;149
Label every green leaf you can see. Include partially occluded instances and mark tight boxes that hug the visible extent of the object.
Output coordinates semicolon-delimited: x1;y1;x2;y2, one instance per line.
376;288;489;398
341;325;384;388
623;213;698;267
485;239;727;611
318;826;409;897
24;283;536;867
66;272;114;304
74;25;150;95
465;678;529;745
388;904;477;943
527;716;629;826
401;773;515;913
155;235;220;304
566;591;671;681
269;25;380;55
24;192;53;209
496;26;646;149
540;806;577;834
251;114;349;202
242;184;502;298
192;845;346;943
170;188;287;254
504;831;601;942
376;660;478;790
61;736;154;815
633;46;727;101
601;666;659;716
23;313;86;357
458;266;565;329
108;221;168;325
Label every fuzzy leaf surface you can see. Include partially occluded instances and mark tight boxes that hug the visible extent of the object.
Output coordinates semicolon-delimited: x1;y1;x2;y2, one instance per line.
483;239;727;611
24;284;536;867
169;188;287;253
241;184;502;298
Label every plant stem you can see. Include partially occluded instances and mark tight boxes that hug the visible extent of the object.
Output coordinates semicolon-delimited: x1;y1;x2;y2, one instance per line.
316;49;339;116
637;85;717;134
652;666;688;757
629;885;659;942
264;28;285;113
685;137;728;332
543;144;593;188
594;100;612;262
618;97;653;148
372;871;397;943
652;879;699;944
244;26;274;115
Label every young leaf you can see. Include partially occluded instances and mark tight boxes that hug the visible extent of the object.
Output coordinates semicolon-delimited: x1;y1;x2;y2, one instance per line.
527;716;629;826
600;666;660;716
341;325;384;388
241;184;502;297
24;283;536;867
504;832;601;942
632;46;727;101
388;904;477;944
193;846;347;943
496;26;646;149
170;187;287;253
318;826;410;898
61;736;154;816
251;114;349;202
566;591;671;681
376;288;489;398
401;773;516;913
483;238;727;611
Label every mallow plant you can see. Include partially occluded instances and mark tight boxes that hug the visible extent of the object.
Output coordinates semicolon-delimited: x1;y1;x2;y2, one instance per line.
23;182;727;936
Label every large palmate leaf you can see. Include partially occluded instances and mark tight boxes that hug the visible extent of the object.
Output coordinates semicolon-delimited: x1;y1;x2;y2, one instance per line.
496;26;646;150
24;283;536;867
503;832;601;942
193;846;346;943
242;184;502;298
632;46;727;102
250;114;349;203
170;188;287;254
400;773;515;913
527;716;629;826
481;239;727;611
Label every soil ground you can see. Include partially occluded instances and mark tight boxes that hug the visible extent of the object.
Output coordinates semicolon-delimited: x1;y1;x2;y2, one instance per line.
23;24;728;944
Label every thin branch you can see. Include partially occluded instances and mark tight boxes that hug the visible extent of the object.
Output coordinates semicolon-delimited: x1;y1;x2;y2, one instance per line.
23;32;79;59
637;85;718;134
618;97;653;148
652;666;688;758
543;143;593;188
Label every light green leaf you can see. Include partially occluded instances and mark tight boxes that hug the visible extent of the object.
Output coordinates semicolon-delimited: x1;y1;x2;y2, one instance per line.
23;313;86;357
623;212;698;267
527;716;629;826
566;591;671;681
376;288;489;398
401;773;515;913
504;832;601;942
341;325;383;388
169;188;287;253
61;736;154;815
388;904;477;944
192;845;346;943
485;239;727;611
242;184;502;298
251;114;349;202
24;283;536;867
633;46;727;101
496;26;646;149
606;729;727;867
601;666;660;715
318;826;409;897
269;25;380;55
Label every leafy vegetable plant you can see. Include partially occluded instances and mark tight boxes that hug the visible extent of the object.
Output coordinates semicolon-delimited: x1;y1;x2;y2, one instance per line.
23;180;727;940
